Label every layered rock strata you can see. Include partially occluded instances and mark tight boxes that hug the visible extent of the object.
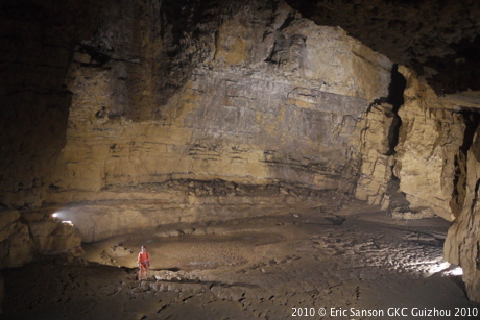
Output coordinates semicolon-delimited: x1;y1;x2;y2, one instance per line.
354;103;394;206
0;0;103;208
393;67;465;221
287;0;480;95
1;0;480;305
351;65;480;302
44;0;391;241
366;67;480;302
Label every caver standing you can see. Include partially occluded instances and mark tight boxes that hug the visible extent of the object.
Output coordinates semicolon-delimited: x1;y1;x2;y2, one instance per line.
138;245;151;280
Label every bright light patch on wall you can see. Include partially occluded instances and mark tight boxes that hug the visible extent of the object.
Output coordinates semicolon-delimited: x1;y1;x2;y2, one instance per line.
448;266;463;276
428;261;463;276
52;211;68;219
429;261;451;274
62;220;74;226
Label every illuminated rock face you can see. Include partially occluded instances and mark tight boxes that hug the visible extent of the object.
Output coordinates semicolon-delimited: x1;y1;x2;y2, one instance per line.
0;210;82;269
354;68;465;220
42;1;391;241
354;65;480;302
0;0;102;269
392;68;480;301
288;0;480;96
1;0;480;304
354;102;394;207
444;130;480;302
393;67;465;221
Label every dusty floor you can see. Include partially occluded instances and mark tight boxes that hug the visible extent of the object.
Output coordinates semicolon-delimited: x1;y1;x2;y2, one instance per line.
2;201;480;319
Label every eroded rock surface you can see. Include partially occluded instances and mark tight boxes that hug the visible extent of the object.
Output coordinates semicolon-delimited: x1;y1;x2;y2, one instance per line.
44;0;391;241
445;128;480;302
0;210;83;269
0;211;33;268
0;0;103;208
354;103;394;205
393;67;465;221
2;0;480;304
287;0;480;95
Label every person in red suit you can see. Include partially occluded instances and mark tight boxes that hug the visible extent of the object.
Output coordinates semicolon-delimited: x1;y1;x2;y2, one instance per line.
138;245;151;280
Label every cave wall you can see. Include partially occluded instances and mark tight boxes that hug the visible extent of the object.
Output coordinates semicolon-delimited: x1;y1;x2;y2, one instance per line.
356;66;480;301
41;0;391;241
287;0;480;95
393;67;465;221
0;0;105;207
355;66;471;221
445;127;480;302
0;0;104;268
1;0;479;303
354;102;395;206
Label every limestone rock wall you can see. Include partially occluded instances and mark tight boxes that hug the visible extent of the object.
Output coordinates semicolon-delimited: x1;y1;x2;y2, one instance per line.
351;65;480;301
354;103;394;206
1;0;480;304
44;0;391;241
360;66;480;302
0;211;32;268
393;67;464;221
445;129;480;302
287;0;480;95
0;0;103;208
354;66;477;222
0;210;82;269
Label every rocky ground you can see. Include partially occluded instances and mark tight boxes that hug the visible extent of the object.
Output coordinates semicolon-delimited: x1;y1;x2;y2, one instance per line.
2;201;479;320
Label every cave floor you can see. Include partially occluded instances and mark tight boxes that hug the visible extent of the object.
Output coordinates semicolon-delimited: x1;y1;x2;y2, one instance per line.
3;200;479;320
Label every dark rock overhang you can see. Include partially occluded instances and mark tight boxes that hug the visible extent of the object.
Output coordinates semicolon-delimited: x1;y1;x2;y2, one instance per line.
286;0;480;95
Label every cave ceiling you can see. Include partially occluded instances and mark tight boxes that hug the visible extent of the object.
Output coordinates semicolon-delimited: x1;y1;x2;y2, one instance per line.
2;0;480;96
286;0;480;96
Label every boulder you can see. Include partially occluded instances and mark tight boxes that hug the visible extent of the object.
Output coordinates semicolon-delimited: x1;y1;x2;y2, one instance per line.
0;211;33;269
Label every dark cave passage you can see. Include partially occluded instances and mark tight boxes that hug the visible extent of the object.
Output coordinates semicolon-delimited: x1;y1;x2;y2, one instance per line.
386;64;406;156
